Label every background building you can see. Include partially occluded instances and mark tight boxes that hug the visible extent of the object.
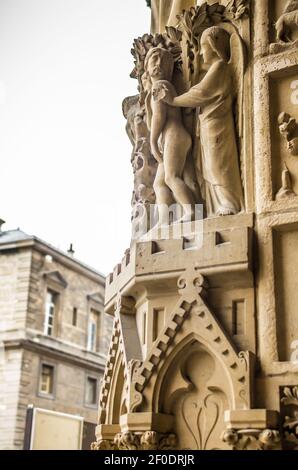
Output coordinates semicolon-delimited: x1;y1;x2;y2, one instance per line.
0;219;111;450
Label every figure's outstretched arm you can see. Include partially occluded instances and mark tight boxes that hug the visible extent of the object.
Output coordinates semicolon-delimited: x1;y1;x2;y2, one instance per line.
167;62;221;108
150;100;167;163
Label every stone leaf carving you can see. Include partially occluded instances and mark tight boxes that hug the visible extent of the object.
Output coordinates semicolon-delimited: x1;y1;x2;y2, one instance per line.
140;431;177;450
149;1;249;35
222;429;281;450
91;440;115;450
101;431;178;450
281;386;298;450
176;2;249;85
131;32;182;89
114;432;140;451
225;0;250;20
123;94;157;235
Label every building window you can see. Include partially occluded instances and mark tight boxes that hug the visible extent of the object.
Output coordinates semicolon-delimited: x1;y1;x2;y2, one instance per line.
39;364;54;395
44;290;57;336
87;309;100;352
85;377;97;406
72;307;78;327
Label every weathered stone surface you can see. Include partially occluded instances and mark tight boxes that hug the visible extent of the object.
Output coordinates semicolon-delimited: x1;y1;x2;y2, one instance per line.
95;0;298;450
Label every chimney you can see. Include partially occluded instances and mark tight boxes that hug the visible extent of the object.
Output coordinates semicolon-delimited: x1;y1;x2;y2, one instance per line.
0;219;6;233
67;243;75;257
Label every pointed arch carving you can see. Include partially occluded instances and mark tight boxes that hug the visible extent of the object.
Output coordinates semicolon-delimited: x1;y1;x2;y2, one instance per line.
129;285;254;413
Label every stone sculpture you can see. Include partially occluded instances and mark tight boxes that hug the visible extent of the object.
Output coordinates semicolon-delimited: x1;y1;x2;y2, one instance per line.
92;1;298;452
123;94;157;235
276;164;296;200
150;0;196;33
275;0;298;43
281;386;298;450
144;47;195;224
278;111;298;157
158;26;244;217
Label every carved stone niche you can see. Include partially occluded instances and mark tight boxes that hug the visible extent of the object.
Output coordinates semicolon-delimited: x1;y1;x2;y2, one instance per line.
269;0;298;54
158;341;232;450
269;68;298;200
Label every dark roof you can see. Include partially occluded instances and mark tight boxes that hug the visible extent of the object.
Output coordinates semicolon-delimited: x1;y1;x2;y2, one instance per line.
0;228;105;280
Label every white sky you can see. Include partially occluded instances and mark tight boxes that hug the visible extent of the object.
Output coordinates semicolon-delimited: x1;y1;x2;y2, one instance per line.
0;0;151;275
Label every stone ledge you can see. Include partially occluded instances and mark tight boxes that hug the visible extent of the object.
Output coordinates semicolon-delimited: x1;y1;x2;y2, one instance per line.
224;409;279;430
105;214;254;312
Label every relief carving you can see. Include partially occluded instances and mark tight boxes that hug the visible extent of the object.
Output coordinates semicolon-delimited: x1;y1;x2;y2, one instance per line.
281;386;298;450
123;95;157;232
149;1;249;35
97;431;178;450
278;112;298;157
114;432;140;451
140;431;177;450
126;2;249;227
161;345;230;450
158;26;245;217
91;439;115;450
275;112;298;200
270;1;298;53
276;165;296;200
177;2;248;86
221;429;281;450
275;1;298;43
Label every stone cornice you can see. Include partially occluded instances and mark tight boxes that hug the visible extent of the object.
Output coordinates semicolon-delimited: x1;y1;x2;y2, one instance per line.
3;336;106;372
0;237;105;285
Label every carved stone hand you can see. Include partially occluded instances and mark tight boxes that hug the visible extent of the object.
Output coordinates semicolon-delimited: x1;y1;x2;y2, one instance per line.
152;83;174;105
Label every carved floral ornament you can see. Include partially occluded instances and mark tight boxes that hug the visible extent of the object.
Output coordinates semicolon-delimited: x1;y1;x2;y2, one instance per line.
133;1;249;85
146;1;249;18
281;386;298;450
221;429;281;451
92;431;177;451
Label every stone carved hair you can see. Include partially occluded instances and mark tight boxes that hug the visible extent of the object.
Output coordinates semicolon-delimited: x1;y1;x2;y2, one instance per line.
144;47;175;81
201;26;231;63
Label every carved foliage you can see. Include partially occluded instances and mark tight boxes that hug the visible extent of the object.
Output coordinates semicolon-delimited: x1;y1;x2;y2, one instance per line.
176;1;248;84
281;386;298;450
222;429;281;450
92;431;177;451
131;32;182;88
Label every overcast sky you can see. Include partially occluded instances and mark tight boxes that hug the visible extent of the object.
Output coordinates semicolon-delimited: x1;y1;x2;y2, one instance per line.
0;0;150;275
